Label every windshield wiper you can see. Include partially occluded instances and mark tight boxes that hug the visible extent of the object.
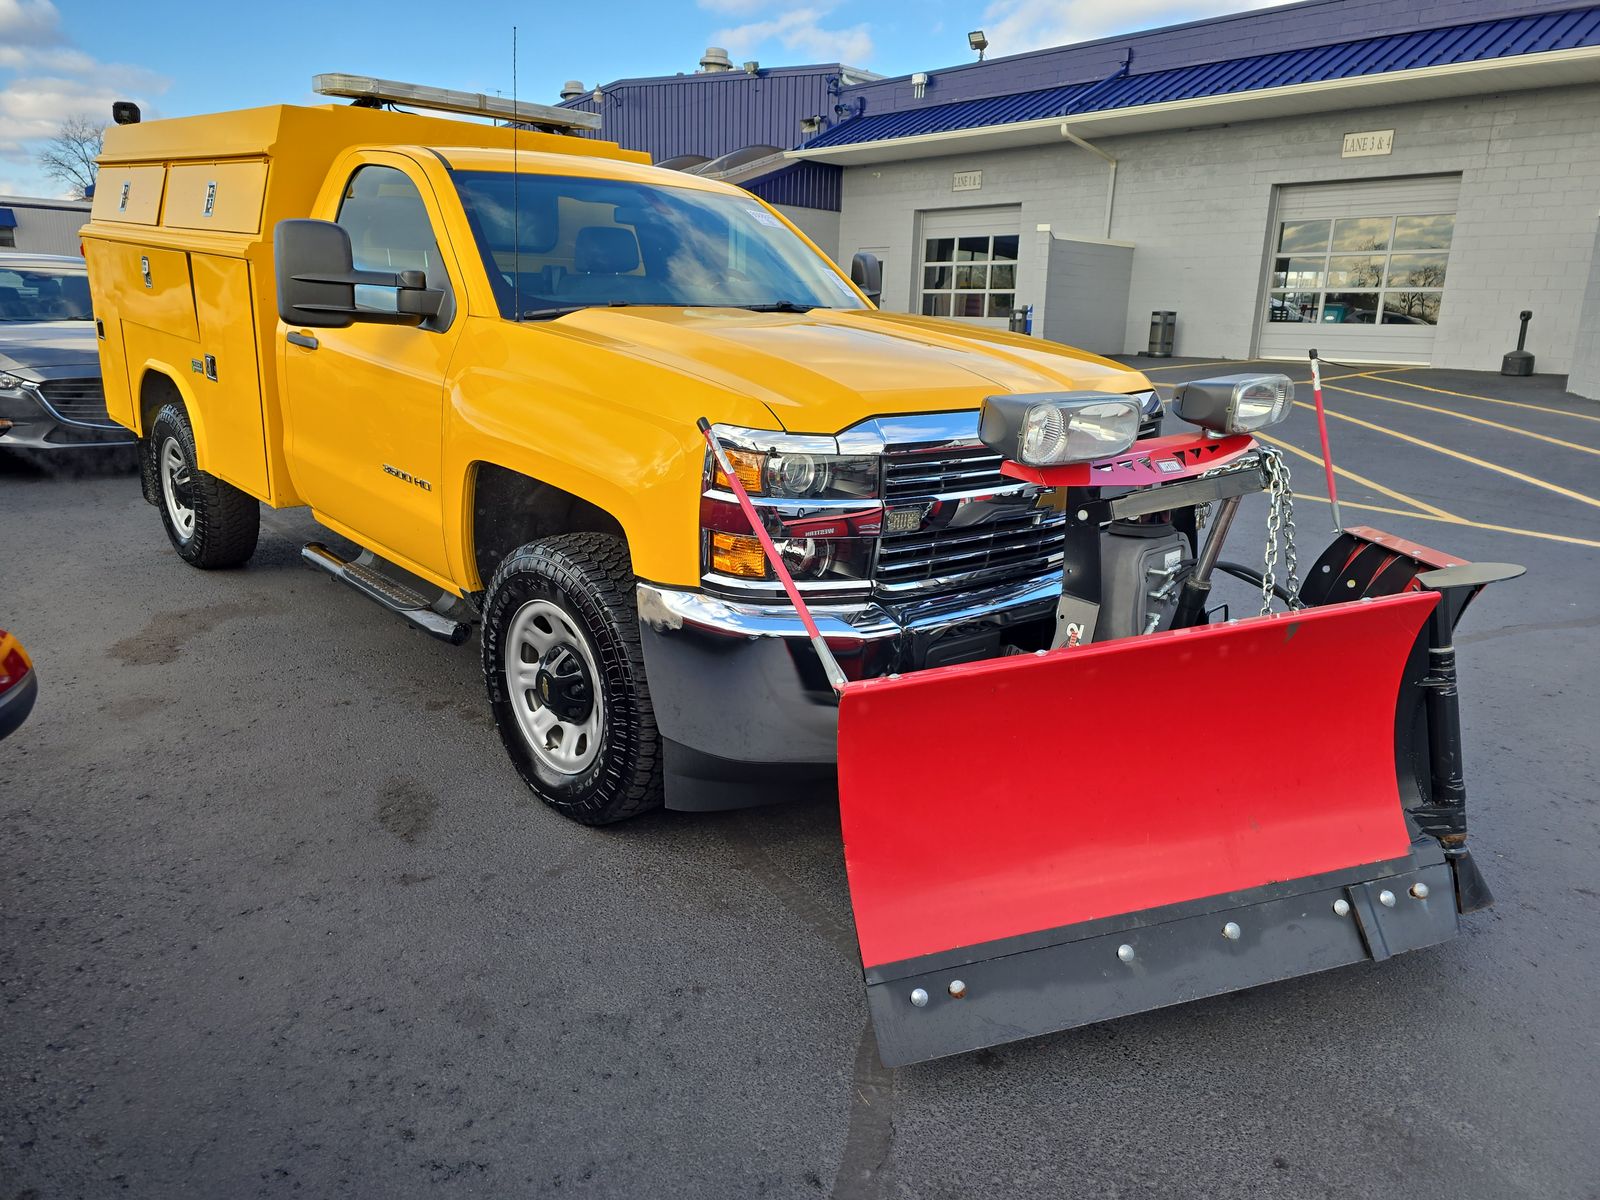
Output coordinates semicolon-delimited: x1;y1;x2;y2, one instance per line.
736;301;816;313
519;301;643;321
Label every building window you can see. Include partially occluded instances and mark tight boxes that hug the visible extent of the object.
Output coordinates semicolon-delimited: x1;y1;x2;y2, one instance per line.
1267;214;1452;327
0;228;14;249
920;232;1018;318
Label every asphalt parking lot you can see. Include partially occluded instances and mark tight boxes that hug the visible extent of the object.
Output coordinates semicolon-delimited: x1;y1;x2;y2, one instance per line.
3;362;1598;1199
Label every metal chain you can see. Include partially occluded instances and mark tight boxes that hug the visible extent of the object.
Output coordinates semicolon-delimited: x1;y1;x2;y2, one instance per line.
1258;447;1303;615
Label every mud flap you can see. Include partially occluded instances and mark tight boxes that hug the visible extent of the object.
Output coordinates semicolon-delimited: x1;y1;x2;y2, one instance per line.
837;591;1447;1066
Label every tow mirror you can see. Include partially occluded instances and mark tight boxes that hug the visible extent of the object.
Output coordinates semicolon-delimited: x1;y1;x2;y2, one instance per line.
274;218;445;328
850;252;882;305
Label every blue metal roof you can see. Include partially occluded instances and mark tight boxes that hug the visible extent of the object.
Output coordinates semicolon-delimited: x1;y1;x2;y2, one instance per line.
0;207;15;229
804;6;1600;149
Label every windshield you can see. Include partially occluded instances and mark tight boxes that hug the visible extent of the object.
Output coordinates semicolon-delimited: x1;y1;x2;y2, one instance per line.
0;266;93;322
452;171;862;319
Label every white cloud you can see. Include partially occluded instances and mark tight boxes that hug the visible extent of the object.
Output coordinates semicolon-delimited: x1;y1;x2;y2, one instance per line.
0;0;170;195
979;0;1295;56
702;0;874;65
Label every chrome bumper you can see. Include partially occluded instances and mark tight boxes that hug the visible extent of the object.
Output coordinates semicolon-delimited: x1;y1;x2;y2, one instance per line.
636;572;1060;782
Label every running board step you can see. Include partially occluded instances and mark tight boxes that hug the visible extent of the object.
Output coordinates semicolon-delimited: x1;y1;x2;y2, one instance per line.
301;542;470;645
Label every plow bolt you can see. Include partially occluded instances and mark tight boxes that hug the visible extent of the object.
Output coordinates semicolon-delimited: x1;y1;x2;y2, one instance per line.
909;988;929;1008
1222;922;1241;941
1117;944;1136;964
1379;890;1397;908
1411;883;1431;900
1333;898;1351;917
948;980;967;999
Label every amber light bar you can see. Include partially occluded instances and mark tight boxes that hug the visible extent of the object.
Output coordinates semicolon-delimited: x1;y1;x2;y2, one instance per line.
312;74;601;133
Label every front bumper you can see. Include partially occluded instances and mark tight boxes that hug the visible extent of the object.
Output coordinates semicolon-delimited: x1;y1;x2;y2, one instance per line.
0;379;134;450
636;571;1059;787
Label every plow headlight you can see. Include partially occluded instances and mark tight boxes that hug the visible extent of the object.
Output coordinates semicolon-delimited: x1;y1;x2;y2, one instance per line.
979;393;1141;467
1172;374;1295;435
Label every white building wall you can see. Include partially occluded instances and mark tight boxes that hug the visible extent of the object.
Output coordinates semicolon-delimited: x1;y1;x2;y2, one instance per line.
835;82;1600;373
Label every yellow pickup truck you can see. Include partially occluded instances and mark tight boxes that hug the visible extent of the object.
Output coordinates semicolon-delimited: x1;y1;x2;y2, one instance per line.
82;76;1159;824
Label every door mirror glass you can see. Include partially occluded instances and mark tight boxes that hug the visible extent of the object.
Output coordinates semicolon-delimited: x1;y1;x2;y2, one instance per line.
850;252;882;305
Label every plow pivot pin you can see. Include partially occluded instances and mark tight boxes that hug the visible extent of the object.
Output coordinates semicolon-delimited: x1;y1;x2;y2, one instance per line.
1411;882;1431;900
1117;944;1136;964
1333;899;1351;916
948;980;967;999
1222;922;1242;941
1379;890;1397;908
909;988;929;1008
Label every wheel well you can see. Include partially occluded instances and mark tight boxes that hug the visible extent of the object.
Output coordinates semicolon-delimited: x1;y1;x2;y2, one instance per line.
137;372;184;505
139;370;183;436
471;463;628;589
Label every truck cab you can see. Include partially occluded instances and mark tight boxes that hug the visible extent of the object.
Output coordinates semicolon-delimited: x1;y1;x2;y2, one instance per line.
81;76;1160;822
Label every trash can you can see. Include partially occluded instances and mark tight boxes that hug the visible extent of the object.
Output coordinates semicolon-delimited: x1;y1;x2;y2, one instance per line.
1148;311;1176;357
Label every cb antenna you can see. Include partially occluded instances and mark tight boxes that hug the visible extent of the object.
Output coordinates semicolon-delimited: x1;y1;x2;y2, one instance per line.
512;25;522;322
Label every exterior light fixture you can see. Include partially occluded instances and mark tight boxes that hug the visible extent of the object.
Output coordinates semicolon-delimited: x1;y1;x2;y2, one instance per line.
968;30;989;60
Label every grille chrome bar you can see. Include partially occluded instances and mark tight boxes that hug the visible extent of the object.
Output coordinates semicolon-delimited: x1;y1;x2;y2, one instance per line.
37;378;114;427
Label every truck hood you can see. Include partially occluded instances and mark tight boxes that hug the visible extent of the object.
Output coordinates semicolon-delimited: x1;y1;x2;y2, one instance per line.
549;307;1150;434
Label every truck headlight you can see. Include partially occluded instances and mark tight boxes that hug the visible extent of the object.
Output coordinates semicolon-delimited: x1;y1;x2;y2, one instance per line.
706;427;878;500
1172;374;1295;435
701;424;880;596
979;392;1141;467
0;372;30;392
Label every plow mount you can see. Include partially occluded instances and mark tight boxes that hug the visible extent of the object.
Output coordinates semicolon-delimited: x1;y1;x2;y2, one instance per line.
699;380;1522;1067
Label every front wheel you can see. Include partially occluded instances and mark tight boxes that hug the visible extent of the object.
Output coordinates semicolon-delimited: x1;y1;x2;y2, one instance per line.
481;533;663;825
146;403;259;569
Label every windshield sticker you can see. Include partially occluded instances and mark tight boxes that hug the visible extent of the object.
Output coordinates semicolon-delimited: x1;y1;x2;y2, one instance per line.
745;206;783;229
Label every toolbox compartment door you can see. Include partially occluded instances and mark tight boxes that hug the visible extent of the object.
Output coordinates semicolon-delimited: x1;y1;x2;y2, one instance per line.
90;165;166;226
163;161;269;234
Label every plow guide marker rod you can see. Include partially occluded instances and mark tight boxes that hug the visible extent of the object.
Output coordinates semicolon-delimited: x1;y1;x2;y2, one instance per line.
696;418;848;694
1310;349;1343;531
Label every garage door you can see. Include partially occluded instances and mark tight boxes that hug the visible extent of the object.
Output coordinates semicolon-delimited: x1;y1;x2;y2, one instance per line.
1257;175;1460;365
917;205;1022;329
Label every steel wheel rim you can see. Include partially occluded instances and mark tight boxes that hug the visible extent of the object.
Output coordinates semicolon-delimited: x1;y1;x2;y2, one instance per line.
505;598;604;775
159;436;195;540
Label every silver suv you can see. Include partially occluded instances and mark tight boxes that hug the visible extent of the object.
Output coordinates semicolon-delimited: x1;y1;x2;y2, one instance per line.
0;252;135;456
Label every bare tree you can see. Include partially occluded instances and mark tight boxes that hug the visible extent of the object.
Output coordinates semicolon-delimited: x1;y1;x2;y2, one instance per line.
35;116;105;199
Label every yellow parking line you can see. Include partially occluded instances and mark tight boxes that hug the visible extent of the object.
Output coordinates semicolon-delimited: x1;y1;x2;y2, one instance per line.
1295;402;1600;512
1295;494;1600;550
1365;374;1600;424
1328;382;1600;458
1257;433;1458;519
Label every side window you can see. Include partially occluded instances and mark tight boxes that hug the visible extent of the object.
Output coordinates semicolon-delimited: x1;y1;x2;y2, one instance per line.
335;165;443;314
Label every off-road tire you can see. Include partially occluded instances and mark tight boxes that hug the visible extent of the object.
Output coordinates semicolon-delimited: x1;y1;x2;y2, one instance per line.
482;533;664;825
147;402;259;569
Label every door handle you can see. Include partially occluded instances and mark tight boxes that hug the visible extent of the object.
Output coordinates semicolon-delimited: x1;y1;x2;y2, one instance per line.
286;331;319;350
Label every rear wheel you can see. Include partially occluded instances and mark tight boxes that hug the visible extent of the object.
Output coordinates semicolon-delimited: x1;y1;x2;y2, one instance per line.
147;403;259;569
481;533;663;825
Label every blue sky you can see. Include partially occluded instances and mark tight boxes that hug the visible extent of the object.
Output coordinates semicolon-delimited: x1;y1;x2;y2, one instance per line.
0;0;1289;196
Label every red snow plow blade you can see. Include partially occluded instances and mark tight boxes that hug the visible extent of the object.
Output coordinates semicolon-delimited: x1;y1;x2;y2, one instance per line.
837;595;1466;1065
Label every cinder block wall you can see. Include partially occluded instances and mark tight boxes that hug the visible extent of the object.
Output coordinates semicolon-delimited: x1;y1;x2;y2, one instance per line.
835;82;1600;373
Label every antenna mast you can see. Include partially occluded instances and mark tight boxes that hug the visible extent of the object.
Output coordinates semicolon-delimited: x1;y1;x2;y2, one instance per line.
512;25;522;322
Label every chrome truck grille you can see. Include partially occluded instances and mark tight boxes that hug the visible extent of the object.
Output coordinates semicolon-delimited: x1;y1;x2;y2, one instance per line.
876;442;1066;602
38;378;114;426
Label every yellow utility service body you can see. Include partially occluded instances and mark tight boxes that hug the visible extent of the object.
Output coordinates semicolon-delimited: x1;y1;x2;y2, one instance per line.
82;86;1159;818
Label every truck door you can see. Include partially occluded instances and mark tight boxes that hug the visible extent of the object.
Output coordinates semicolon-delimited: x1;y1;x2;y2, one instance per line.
281;159;461;578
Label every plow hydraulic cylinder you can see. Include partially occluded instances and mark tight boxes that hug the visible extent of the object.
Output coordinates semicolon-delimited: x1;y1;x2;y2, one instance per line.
1171;493;1242;629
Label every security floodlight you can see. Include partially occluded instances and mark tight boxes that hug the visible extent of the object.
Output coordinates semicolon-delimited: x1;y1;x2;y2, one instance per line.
968;30;988;60
800;115;824;135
